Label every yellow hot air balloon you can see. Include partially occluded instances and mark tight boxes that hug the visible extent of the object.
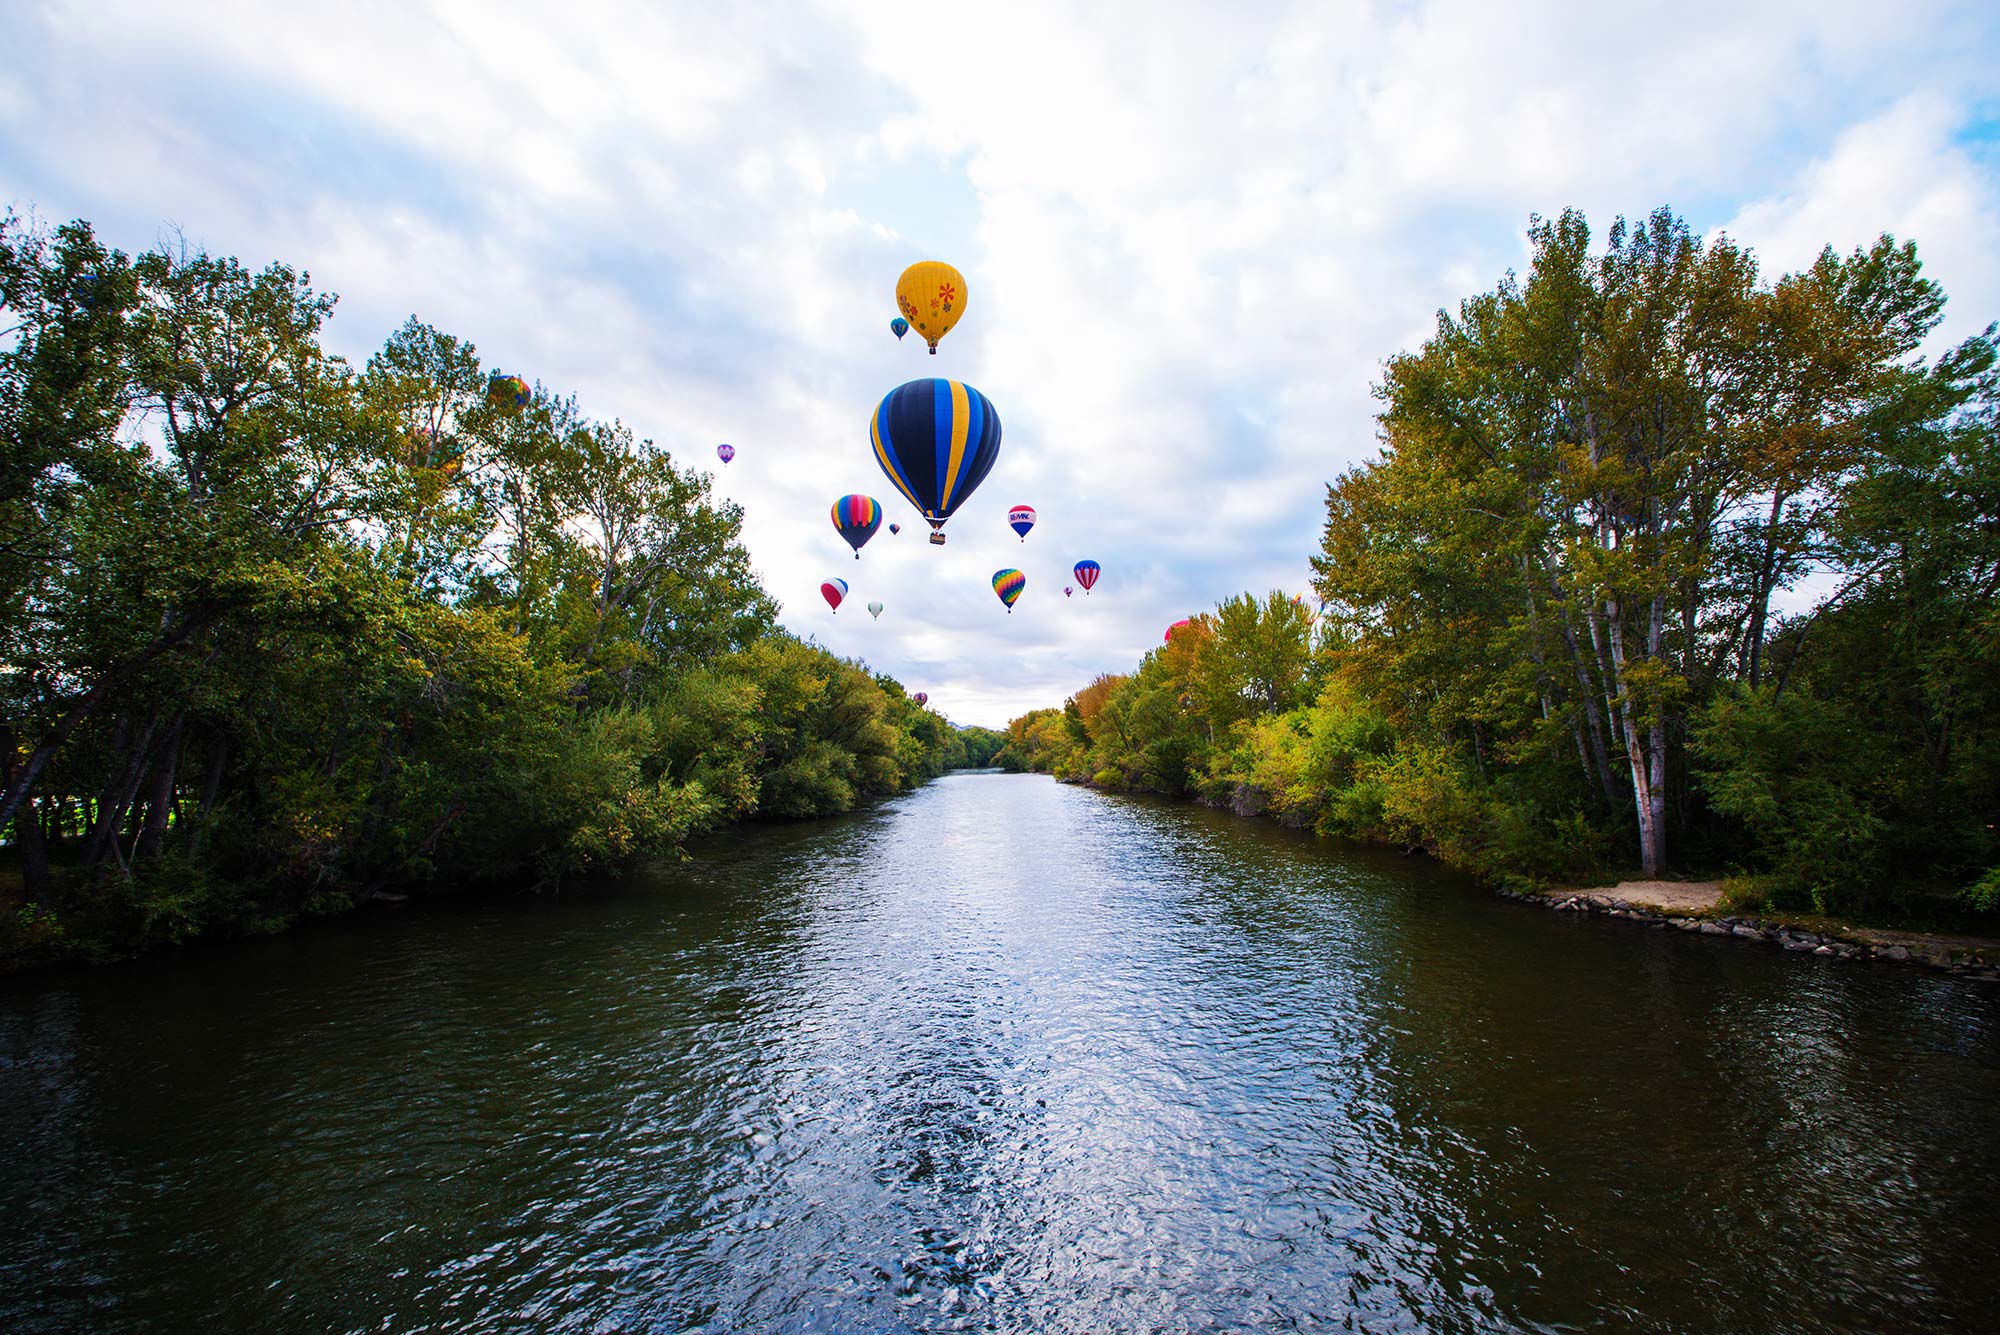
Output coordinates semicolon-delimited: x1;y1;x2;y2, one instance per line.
895;261;966;355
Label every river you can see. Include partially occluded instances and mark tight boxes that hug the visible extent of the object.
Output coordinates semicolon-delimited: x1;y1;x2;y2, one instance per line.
3;771;1997;1333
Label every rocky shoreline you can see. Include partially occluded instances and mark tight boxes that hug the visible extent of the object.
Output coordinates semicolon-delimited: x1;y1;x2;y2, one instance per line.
1497;885;2000;981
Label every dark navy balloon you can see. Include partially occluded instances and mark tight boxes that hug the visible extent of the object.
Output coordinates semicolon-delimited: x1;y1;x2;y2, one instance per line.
869;378;1002;544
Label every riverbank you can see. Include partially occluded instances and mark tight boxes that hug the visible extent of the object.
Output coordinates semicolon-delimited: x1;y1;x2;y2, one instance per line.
1503;882;2000;981
1054;774;2000;982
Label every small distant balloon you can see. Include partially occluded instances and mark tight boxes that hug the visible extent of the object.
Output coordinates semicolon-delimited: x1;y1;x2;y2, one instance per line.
1065;586;1074;598
486;373;530;412
717;443;735;464
821;578;848;613
894;260;967;355
992;568;1025;613
1008;505;1036;541
914;692;929;707
867;600;884;620
1073;560;1101;594
1165;618;1191;643
831;494;883;559
890;316;909;340
889;523;901;535
74;270;107;310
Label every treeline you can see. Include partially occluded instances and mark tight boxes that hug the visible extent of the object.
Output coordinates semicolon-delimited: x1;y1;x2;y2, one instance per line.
0;212;996;969
1003;209;1998;924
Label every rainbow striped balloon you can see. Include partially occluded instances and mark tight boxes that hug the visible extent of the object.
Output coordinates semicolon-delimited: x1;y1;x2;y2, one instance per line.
830;494;883;558
486;373;530;412
992;568;1026;612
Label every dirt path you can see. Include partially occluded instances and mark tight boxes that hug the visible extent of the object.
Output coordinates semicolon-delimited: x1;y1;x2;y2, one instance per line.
1581;880;1723;914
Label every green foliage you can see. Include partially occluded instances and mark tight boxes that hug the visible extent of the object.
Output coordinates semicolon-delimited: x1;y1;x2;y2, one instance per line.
0;212;956;970
1004;209;1997;919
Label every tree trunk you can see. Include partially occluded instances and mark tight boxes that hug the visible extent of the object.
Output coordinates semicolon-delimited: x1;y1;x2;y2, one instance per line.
85;714;158;869
185;731;231;856
135;714;187;860
1603;598;1666;876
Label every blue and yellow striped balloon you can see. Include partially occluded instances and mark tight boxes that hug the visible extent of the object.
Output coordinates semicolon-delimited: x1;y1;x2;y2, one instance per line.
992;568;1025;612
830;494;882;558
870;378;1002;545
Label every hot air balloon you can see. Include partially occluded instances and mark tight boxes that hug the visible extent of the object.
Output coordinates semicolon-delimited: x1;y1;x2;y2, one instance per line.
1073;560;1101;594
1008;505;1036;541
831;494;883;558
890;316;909;340
895;260;966;354
73;270;108;310
821;578;848;613
1165;618;1192;643
914;692;929;707
889;523;901;535
487;373;530;412
992;568;1025;613
1065;586;1074;597
867;600;884;620
717;443;735;464
871;378;1001;545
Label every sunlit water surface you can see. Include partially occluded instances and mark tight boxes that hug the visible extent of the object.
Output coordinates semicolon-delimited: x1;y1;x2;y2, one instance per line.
4;772;1998;1333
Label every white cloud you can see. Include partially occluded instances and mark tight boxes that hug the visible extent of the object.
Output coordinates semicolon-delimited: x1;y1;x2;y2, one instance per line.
3;0;1998;724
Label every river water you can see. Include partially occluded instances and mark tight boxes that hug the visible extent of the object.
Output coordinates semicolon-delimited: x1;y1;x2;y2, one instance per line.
3;771;1997;1333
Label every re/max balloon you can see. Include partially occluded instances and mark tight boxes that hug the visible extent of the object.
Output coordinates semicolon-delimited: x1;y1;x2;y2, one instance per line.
895;261;966;354
1008;505;1036;541
992;568;1025;612
716;443;735;464
821;578;848;612
831;494;883;558
1073;560;1101;593
486;373;530;412
890;316;909;340
870;378;1002;544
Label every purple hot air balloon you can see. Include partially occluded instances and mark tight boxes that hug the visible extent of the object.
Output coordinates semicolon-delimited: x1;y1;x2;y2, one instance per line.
914;692;929;706
1065;586;1074;597
717;443;735;464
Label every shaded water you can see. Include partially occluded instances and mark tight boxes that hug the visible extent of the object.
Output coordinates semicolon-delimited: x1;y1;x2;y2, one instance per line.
3;771;1998;1333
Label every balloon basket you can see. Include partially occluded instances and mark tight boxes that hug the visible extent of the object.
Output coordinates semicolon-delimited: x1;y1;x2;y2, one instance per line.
929;532;946;546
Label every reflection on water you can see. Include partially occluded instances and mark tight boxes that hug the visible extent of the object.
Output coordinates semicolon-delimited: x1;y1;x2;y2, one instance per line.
4;772;1998;1333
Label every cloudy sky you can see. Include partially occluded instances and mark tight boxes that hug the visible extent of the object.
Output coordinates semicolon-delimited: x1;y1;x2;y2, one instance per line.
5;1;1998;725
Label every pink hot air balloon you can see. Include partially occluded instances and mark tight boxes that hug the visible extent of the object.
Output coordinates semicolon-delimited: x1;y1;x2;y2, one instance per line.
821;578;848;613
914;692;929;706
1165;618;1192;643
716;443;735;464
1065;586;1074;597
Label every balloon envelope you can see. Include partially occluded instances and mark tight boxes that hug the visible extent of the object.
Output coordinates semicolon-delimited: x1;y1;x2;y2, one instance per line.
890;316;909;340
820;578;848;612
1165;618;1191;643
992;568;1026;612
914;692;928;706
895;260;966;354
716;443;735;464
870;378;1001;540
1065;586;1074;597
1073;560;1101;593
1008;505;1036;541
486;373;530;412
889;523;901;535
867;601;884;619
831;494;883;557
